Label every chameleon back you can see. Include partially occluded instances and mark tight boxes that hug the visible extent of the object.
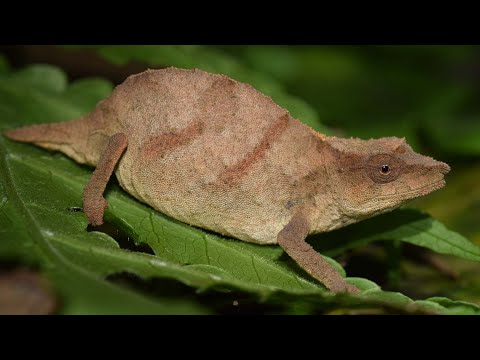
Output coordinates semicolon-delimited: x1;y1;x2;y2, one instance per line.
102;68;324;243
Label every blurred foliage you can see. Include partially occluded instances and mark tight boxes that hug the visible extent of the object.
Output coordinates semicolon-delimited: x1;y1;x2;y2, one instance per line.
1;45;480;314
218;45;480;154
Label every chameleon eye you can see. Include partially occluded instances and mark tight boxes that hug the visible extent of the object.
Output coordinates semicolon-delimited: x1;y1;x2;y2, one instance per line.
380;165;390;174
366;154;403;183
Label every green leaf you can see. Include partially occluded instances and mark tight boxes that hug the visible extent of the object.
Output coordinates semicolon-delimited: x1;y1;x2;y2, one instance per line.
425;297;480;315
1;61;479;314
313;209;480;263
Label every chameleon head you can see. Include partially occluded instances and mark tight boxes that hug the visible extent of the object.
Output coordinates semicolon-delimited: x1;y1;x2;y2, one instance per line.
323;136;450;218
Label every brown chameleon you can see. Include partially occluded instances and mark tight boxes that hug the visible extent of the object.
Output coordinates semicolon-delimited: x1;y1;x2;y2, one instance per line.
4;67;450;294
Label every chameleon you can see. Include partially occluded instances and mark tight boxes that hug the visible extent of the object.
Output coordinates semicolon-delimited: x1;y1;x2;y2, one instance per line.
3;67;450;294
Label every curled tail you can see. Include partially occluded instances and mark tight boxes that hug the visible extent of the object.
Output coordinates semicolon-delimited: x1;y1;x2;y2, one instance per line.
3;117;92;165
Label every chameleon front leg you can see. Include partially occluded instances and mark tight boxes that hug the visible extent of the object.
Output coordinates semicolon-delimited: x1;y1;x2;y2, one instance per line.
83;133;128;226
277;213;360;294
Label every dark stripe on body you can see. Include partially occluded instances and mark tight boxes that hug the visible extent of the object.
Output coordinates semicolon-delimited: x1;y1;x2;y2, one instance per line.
141;121;204;159
217;113;290;186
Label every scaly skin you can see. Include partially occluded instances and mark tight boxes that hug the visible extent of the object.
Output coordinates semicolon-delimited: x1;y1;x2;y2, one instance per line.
3;68;450;294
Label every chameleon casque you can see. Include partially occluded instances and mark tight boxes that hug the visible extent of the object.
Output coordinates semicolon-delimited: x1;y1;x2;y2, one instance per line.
4;67;450;294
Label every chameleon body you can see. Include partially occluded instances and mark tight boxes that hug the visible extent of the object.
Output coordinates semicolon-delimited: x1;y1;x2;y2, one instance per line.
4;68;450;294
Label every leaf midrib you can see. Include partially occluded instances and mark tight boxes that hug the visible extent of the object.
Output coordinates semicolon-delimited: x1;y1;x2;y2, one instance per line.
13;149;326;292
1;136;181;302
406;223;480;259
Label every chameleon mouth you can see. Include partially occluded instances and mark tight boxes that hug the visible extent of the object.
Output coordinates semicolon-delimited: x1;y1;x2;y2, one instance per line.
379;178;447;203
342;178;447;216
408;178;446;197
363;178;446;205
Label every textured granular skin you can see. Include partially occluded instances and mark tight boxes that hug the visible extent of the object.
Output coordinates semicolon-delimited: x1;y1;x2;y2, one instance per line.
3;68;449;245
118;70;325;244
4;67;451;293
30;68;328;244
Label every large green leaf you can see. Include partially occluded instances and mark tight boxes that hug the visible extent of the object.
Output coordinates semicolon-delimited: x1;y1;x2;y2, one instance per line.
1;61;480;314
313;209;480;262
